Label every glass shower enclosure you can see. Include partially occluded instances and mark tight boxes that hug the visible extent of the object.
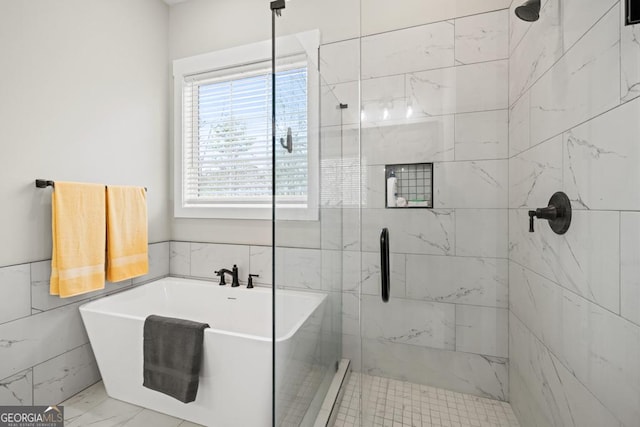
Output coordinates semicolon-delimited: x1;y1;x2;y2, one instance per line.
271;1;347;425
269;1;640;427
269;0;510;425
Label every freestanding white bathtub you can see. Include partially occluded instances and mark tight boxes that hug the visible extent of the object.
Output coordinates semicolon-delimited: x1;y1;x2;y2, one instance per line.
79;277;327;427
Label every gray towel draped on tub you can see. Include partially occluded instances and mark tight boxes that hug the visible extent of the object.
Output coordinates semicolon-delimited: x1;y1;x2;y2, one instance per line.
143;315;210;403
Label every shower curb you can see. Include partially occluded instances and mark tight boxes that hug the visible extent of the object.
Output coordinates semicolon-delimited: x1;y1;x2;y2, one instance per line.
313;359;351;427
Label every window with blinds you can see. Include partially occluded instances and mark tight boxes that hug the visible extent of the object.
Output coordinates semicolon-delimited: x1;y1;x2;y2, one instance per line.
180;61;311;217
173;32;320;220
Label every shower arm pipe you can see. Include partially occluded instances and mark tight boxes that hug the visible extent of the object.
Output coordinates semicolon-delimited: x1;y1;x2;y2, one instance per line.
35;179;147;192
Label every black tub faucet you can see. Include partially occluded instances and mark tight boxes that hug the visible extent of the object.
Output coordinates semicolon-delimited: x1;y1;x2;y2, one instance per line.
214;264;240;287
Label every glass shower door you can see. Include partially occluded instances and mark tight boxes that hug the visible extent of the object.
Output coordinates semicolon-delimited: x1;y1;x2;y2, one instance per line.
357;5;510;427
271;1;346;425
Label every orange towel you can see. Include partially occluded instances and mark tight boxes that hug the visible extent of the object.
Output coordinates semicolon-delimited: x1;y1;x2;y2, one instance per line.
50;182;106;298
106;185;149;282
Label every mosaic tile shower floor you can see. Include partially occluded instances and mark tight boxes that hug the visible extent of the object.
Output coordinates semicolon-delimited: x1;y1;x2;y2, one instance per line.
333;373;520;427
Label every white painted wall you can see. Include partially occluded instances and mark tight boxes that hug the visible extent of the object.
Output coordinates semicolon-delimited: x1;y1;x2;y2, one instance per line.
0;0;171;267
168;0;360;60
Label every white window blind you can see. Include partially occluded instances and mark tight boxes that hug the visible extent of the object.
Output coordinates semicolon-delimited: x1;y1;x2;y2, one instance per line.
182;63;309;209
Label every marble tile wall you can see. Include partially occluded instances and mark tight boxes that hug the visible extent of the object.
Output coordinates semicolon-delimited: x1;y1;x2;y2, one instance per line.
360;0;512;37
508;1;640;426
0;242;170;406
169;241;334;291
319;6;512;401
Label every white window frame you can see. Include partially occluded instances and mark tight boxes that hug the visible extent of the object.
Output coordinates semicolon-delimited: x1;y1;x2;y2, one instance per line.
173;30;320;220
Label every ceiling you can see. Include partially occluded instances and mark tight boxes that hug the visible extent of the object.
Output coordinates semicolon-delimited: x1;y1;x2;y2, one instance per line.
163;0;189;5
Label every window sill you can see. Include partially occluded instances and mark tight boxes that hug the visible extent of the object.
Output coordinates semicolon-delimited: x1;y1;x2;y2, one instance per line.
174;205;318;221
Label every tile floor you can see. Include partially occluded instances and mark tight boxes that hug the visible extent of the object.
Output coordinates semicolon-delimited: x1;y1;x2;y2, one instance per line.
60;381;202;427
333;373;520;427
61;374;520;427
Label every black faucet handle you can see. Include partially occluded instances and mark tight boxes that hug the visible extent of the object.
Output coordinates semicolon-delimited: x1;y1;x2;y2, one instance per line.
231;264;240;287
528;211;536;232
214;270;226;286
247;274;259;289
529;205;558;233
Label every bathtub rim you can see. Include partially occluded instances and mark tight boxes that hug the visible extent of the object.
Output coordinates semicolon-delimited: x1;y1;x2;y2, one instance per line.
79;276;327;343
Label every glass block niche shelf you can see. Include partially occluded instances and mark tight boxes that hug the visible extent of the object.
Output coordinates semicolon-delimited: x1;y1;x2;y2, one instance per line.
385;163;433;209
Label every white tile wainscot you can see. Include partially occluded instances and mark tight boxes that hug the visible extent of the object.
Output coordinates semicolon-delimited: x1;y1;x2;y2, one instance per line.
0;264;30;324
33;343;100;405
0;242;169;406
0;302;89;382
0;370;33;406
189;242;250;280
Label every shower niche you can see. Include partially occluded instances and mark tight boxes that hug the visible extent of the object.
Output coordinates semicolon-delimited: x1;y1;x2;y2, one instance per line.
385;163;433;208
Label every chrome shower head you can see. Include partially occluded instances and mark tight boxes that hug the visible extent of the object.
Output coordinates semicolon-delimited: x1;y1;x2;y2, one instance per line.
515;0;541;22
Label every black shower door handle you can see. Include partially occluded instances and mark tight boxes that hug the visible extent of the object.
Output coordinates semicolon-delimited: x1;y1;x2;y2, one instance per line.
380;228;390;303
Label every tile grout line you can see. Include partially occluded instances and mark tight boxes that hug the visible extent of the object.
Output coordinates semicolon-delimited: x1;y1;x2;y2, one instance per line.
360;8;510;41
